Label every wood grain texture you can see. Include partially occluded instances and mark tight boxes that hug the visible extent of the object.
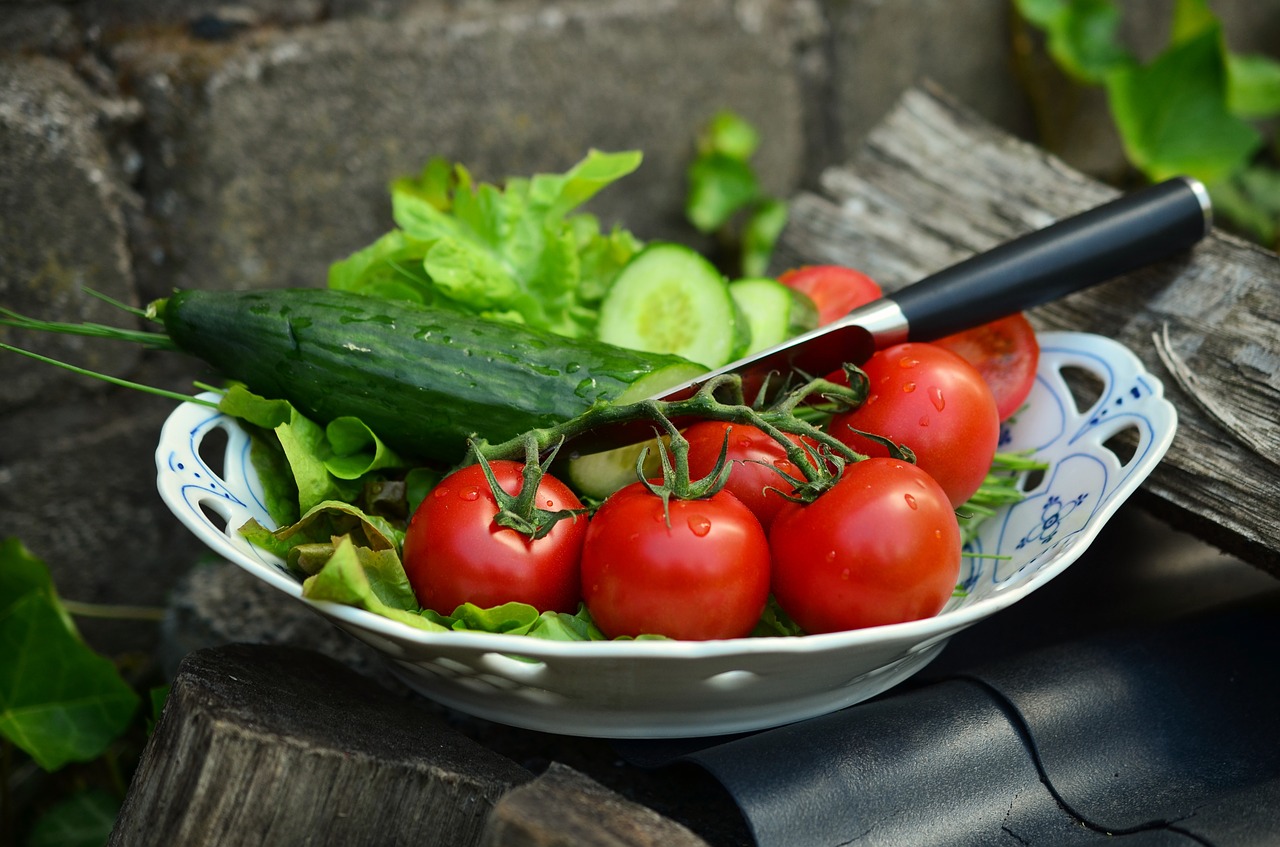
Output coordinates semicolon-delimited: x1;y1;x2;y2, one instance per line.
108;644;532;847
772;82;1280;575
480;762;712;847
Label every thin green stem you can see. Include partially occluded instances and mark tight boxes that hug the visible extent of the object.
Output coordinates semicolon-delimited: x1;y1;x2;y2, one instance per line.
0;309;176;350
61;600;167;623
82;287;151;320
0;342;216;409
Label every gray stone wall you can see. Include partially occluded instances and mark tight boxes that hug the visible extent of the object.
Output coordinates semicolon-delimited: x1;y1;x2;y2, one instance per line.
0;0;1275;656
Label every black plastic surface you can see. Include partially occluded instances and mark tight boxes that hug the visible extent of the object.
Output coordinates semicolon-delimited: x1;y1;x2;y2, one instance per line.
892;178;1208;341
614;511;1280;846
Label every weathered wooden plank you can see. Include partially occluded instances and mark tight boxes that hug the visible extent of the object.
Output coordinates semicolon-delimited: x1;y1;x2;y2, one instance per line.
772;82;1280;575
480;762;712;847
108;644;533;847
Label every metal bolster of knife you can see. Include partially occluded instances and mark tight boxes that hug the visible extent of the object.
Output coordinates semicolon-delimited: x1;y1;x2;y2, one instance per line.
838;298;911;347
1181;176;1214;234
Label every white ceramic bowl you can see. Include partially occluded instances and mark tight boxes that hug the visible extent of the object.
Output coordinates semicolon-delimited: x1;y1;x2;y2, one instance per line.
155;331;1176;738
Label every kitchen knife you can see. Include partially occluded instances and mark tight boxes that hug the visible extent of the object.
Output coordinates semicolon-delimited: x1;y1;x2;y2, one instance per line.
653;175;1212;404
568;176;1211;456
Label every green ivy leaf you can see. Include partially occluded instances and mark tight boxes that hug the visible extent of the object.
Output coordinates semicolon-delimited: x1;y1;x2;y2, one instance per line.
741;197;789;279
1228;53;1280;119
1169;0;1280;120
685;153;761;233
25;788;121;847
1209;165;1280;247
0;541;139;771
1169;0;1217;43
0;538;70;633
1014;0;1133;83
697;109;760;161
1105;25;1261;183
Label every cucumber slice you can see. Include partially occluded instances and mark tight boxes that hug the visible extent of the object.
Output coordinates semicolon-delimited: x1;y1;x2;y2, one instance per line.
597;243;749;369
730;277;820;355
567;436;669;501
565;360;707;500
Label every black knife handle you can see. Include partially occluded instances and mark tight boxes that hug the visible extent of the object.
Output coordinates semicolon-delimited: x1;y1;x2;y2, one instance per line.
890;176;1212;341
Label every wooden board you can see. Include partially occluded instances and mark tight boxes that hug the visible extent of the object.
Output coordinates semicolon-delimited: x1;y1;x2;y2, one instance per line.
772;83;1280;575
109;644;533;847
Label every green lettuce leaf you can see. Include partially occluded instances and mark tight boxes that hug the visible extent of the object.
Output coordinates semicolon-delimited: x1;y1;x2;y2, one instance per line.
324;416;405;480
331;150;644;338
240;498;404;573
301;536;445;631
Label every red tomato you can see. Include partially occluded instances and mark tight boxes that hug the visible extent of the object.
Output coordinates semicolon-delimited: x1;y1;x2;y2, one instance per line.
581;482;770;640
682;420;816;529
770;458;961;634
829;342;999;509
402;461;587;615
933;313;1040;421
777;265;883;325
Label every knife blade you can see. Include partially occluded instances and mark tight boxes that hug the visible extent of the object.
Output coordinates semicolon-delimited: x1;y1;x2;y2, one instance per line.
571;175;1212;455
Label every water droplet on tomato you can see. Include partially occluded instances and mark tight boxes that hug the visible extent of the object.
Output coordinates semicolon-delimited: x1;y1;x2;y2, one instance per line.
826;550;837;562
841;568;850;580
459;487;480;501
934;529;943;539
902;381;916;393
545;499;554;507
433;487;451;499
736;435;754;448
898;356;919;369
904;493;918;510
918;414;930;427
688;515;711;537
929;386;945;411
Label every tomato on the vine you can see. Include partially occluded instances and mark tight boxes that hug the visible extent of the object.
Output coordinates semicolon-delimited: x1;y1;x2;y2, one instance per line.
933;312;1040;421
770;458;961;634
682;420;816;529
580;482;770;640
777;265;883;325
402;461;587;615
830;342;999;508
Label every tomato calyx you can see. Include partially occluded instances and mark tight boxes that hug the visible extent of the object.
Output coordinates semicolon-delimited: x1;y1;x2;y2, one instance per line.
634;411;735;525
467;434;588;540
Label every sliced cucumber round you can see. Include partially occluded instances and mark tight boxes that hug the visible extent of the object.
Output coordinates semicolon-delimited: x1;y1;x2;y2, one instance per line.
730;277;820;355
596;243;749;369
565;360;706;500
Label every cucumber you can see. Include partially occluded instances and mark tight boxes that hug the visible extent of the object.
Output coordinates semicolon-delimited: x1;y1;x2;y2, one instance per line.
158;288;706;465
596;243;749;369
729;277;820;355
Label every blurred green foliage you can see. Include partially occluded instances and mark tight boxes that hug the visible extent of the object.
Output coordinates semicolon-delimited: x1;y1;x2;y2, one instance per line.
1015;0;1280;249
